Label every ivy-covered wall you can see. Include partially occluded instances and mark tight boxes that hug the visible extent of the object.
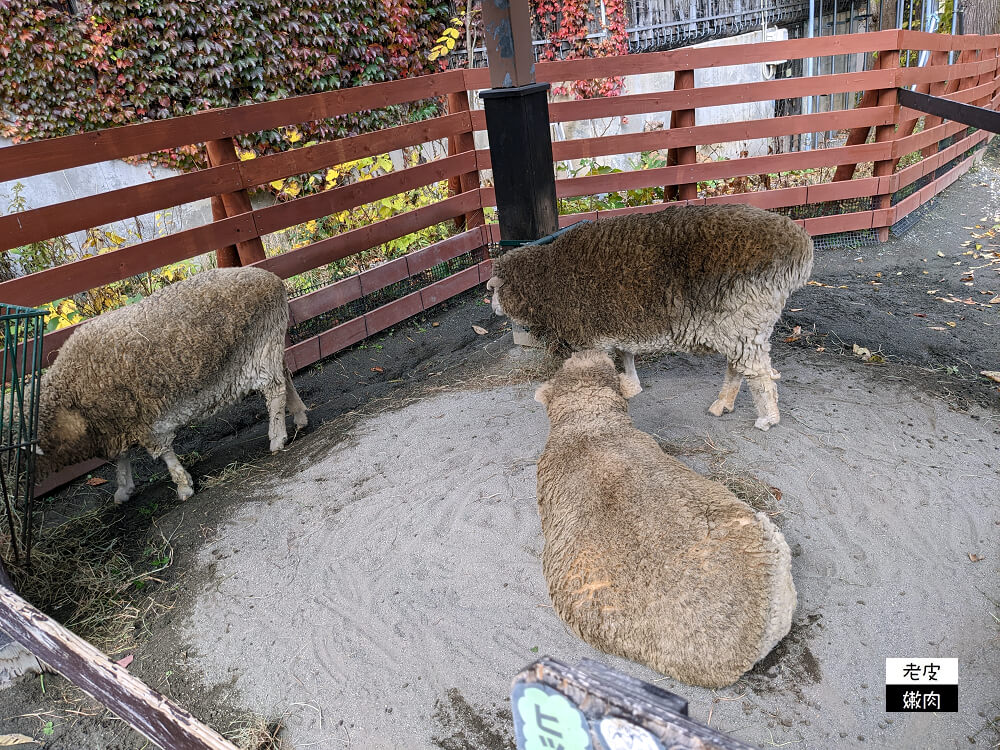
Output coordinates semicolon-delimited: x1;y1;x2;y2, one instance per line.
0;0;452;166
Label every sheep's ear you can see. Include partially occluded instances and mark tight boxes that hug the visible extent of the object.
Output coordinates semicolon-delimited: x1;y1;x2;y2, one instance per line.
534;382;554;406
619;373;642;399
54;408;87;443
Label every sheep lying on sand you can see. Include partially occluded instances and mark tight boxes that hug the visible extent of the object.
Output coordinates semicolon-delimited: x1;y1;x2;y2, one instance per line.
37;267;308;503
534;351;796;688
488;204;813;430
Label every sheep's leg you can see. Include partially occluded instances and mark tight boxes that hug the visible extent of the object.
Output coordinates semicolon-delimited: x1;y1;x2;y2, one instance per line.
114;453;135;505
747;372;780;431
618;349;642;395
264;379;288;453
709;363;743;417
284;366;308;430
160;447;194;501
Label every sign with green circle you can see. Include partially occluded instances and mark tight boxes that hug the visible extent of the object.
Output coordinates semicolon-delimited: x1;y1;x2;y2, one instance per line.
512;682;593;750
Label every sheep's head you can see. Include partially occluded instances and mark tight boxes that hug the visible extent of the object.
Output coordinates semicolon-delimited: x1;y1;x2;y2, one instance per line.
485;276;505;317
35;401;91;480
535;350;639;422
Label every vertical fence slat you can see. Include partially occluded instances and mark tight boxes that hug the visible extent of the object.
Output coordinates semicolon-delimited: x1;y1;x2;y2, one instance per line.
205;139;267;266
665;69;697;201
446;90;485;231
871;48;902;242
211;196;241;268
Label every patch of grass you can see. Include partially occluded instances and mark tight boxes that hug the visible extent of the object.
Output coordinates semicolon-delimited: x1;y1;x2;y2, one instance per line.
2;511;175;655
200;460;263;490
225;713;288;750
709;468;784;516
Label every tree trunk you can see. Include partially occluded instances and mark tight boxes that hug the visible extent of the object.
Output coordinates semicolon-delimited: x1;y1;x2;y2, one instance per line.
961;0;1000;35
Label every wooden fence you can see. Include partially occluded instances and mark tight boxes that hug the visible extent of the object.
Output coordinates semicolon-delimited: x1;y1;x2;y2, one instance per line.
0;25;998;750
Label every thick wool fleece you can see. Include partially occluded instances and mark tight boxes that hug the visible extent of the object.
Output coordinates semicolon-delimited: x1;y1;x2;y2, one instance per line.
491;204;813;373
37;267;301;481
535;351;796;688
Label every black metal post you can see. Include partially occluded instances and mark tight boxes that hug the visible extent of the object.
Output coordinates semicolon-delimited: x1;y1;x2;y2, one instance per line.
480;84;559;243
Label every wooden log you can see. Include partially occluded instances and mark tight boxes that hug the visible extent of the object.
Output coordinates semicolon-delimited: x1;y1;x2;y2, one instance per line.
0;584;240;749
204;139;267;266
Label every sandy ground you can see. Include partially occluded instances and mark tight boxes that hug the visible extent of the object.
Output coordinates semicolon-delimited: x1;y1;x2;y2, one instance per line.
2;141;999;749
175;346;1000;750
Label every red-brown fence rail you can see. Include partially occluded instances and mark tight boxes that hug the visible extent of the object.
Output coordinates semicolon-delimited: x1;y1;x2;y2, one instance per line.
1;26;998;750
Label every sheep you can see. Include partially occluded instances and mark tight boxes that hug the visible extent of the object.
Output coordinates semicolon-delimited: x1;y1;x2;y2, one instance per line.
36;267;308;503
487;204;814;430
534;350;796;688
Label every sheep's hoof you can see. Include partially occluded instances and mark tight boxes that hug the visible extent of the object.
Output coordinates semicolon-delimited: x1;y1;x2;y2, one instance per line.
113;488;133;505
176;485;195;501
270;437;287;453
293;411;308;429
708;399;733;417
754;415;779;431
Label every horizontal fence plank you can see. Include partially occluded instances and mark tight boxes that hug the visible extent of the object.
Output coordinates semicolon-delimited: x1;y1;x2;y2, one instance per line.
897;86;1000;136
0;214;256;307
462;30;905;88
897;58;998;87
0;70;468;182
0;585;239;749
541;69;900;124
891;128;989;192
404;225;487;275
801;210;876;234
897;30;1000;52
34;458;107;498
0;164;243;253
546;107;896;161
237;112;472;189
549;143;890;200
286;316;368;373
255;190;482;280
288;276;363;326
251;150;477;236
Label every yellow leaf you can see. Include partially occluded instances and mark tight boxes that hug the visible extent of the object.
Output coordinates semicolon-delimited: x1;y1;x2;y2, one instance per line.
287;129;302;143
444;37;456;50
326;168;340;183
428;49;441;61
270;179;285;191
305;219;318;233
238;150;257;161
946;321;956;327
284;182;301;197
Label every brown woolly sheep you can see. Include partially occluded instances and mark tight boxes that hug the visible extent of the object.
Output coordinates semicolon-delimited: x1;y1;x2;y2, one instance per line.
36;267;308;503
487;204;814;430
534;351;796;688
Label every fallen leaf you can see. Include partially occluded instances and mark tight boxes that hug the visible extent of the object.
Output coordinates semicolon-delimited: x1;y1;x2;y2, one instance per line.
472;325;488;335
913;313;926;318
946;321;957;327
431;322;439;327
0;735;38;746
937;251;945;257
991;296;1000;304
371;366;384;373
86;477;108;486
929;326;947;331
116;654;134;669
852;344;872;361
783;325;802;343
789;308;802;312
968;552;984;562
961;275;974;282
768;486;783;502
980;371;1000;383
815;346;825;352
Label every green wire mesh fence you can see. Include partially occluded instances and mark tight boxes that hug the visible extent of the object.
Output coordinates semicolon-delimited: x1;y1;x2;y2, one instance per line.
0;304;45;570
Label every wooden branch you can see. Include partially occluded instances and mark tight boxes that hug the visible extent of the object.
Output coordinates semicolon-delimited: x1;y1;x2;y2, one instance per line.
0;584;239;750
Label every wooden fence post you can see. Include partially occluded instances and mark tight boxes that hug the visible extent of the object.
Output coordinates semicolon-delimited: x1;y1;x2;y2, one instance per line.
205;139;267;266
211;196;241;268
446;89;485;231
665;69;697;201
872;48;902;242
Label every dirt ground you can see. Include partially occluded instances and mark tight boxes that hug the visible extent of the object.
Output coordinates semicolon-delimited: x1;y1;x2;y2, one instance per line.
1;140;998;749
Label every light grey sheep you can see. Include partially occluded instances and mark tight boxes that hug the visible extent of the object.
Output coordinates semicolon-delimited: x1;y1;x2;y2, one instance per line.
534;350;796;688
487;204;814;430
36;267;308;503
